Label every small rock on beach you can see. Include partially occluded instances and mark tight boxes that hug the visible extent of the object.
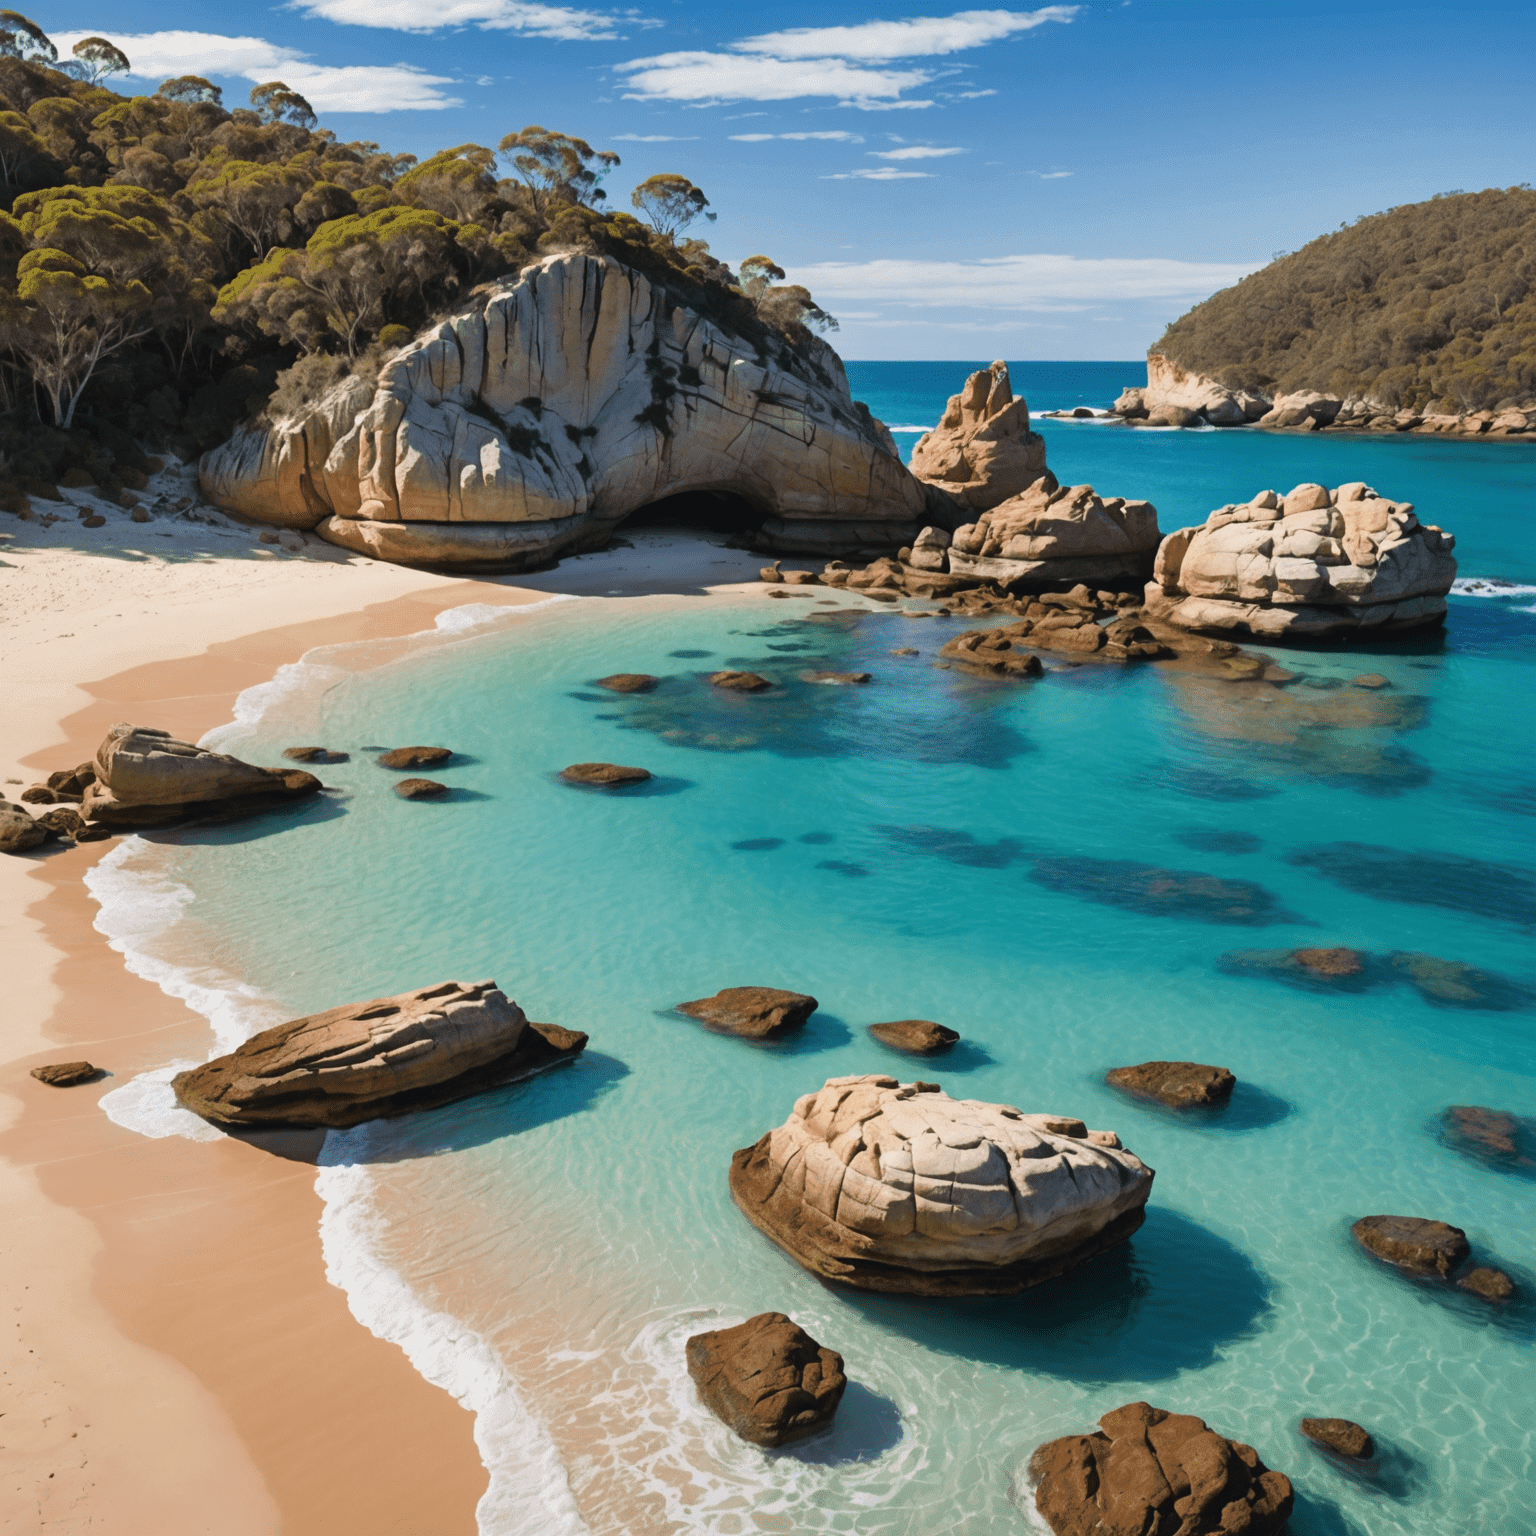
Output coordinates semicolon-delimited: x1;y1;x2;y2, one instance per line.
31;1061;102;1087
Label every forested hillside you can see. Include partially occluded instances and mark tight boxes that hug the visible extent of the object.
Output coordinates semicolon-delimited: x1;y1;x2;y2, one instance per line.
1154;187;1536;414
0;11;830;508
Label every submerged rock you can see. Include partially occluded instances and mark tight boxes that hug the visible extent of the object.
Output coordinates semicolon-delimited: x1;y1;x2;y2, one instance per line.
1029;1400;1293;1536
1391;952;1535;1010
1300;1417;1375;1460
595;673;659;694
677;987;818;1040
559;762;652;786
1106;1060;1236;1109
1146;482;1457;639
30;1061;102;1087
801;670;872;685
1352;1214;1470;1277
173;979;585;1128
80;723;321;828
1030;857;1293;925
729;1075;1152;1294
1440;1105;1536;1175
1456;1265;1517;1302
867;1020;959;1055
378;745;453;769
200;251;923;569
685;1312;846;1448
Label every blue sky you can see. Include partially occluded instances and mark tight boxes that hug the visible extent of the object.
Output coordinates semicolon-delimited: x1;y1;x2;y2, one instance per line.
38;1;1536;358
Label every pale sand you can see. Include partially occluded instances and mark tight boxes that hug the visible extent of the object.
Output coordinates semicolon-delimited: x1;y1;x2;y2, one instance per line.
1;504;772;1532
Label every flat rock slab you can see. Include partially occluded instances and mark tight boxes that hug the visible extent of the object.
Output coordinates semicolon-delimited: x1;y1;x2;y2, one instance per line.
1352;1214;1469;1276
867;1019;959;1055
1031;1401;1293;1536
31;1061;102;1087
379;746;453;769
686;1312;846;1448
559;762;652;786
1351;674;1391;689
1106;1060;1236;1109
678;987;818;1039
395;778;448;799
709;671;773;692
283;746;349;762
1301;1417;1374;1459
173;979;586;1129
801;671;872;685
595;674;659;693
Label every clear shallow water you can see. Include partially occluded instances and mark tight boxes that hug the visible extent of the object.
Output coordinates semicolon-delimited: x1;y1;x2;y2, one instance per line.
93;381;1536;1535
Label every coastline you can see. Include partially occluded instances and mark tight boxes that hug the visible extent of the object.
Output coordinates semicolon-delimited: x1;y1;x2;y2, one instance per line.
0;522;766;1531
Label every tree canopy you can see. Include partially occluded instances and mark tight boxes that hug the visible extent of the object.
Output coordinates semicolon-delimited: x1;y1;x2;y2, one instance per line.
0;8;838;492
1155;186;1536;413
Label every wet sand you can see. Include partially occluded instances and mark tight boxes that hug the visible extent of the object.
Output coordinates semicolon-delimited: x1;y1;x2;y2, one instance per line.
1;531;766;1531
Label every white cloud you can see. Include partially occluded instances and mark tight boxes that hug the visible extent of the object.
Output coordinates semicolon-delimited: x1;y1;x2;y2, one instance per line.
1032;169;1073;178
615;51;932;107
870;145;964;159
785;253;1263;307
735;7;1078;60
288;0;640;40
58;29;460;111
613;133;700;141
730;130;865;142
957;87;997;97
821;167;934;181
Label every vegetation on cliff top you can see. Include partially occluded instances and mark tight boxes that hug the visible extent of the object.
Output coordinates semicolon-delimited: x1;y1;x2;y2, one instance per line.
0;13;835;507
1154;187;1536;413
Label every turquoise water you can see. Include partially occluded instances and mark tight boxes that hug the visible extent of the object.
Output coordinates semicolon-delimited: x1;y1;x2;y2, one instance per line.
105;382;1536;1535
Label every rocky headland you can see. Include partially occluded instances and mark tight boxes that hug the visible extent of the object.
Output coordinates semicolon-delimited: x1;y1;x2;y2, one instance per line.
173;979;587;1129
728;1074;1152;1294
200;251;926;569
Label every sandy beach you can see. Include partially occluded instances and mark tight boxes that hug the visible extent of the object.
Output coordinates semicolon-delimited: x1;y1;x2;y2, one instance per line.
1;491;767;1532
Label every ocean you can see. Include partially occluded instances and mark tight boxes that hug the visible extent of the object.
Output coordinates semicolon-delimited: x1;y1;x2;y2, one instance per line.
91;362;1536;1535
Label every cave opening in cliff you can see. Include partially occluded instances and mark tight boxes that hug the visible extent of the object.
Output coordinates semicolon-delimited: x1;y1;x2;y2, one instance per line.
618;490;767;540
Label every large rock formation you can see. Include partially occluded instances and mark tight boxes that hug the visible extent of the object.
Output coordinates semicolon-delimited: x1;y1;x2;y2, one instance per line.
1029;1400;1294;1536
909;361;1053;514
81;723;321;827
728;1075;1153;1294
1146;482;1457;638
200;252;925;570
685;1312;846;1448
946;482;1163;591
173;979;586;1128
1113;356;1270;428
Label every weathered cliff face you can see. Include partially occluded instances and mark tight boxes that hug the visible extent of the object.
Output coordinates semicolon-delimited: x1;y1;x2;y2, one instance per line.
200;252;925;570
1147;481;1457;638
